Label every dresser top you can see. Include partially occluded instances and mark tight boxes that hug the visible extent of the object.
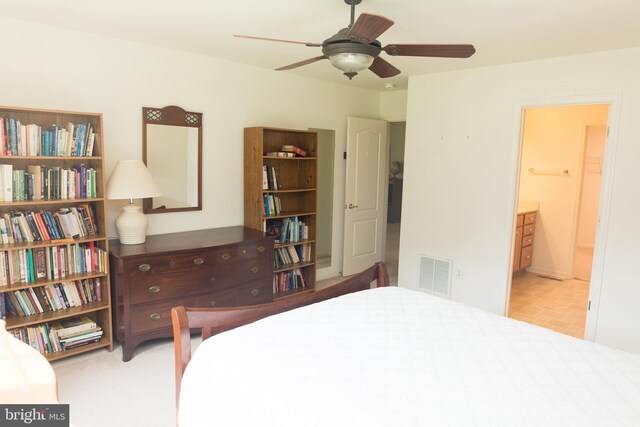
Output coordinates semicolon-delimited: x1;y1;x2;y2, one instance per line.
109;226;270;258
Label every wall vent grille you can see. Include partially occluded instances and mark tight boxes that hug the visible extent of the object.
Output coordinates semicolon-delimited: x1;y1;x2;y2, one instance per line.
418;255;452;298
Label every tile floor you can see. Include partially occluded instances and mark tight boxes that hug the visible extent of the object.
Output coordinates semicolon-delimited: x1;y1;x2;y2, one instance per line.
508;272;590;338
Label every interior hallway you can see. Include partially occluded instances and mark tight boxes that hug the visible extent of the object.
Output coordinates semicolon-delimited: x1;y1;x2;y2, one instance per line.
317;223;400;289
508;272;590;339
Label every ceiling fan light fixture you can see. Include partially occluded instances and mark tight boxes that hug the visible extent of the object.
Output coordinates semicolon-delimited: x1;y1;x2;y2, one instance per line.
328;52;374;79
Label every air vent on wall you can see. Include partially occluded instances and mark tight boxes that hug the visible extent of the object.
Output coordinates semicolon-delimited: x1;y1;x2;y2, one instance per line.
418;255;452;298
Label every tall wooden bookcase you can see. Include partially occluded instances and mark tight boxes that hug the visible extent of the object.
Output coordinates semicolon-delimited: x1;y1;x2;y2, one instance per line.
244;127;316;299
0;106;113;361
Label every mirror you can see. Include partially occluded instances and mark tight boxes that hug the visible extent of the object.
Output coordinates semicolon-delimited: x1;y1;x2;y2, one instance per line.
142;105;202;214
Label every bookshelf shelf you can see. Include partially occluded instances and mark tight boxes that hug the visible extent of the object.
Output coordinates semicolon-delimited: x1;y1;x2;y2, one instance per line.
5;300;110;329
44;337;111;362
245;127;317;298
274;239;316;249
0;105;113;359
263;189;316;194
0;271;107;292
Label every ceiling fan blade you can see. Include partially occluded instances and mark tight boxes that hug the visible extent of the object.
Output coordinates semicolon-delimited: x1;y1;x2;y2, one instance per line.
276;56;327;71
369;56;401;78
384;44;476;58
347;13;394;43
234;35;322;47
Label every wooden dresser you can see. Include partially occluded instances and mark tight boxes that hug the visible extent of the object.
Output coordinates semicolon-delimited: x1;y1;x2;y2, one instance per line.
109;226;274;361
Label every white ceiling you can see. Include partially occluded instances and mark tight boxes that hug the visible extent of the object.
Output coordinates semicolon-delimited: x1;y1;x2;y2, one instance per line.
2;0;640;91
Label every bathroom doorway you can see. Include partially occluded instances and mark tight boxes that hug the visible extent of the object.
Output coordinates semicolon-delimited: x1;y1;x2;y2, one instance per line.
508;104;609;338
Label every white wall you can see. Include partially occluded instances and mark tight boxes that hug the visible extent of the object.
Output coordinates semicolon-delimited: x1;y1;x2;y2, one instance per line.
0;17;380;240
519;105;608;279
402;47;640;354
380;90;407;121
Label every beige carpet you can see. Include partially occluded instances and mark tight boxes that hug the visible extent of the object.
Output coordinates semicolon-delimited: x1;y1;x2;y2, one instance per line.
53;337;195;427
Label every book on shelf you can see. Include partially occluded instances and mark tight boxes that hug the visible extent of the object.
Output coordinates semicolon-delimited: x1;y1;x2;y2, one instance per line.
281;145;307;157
265;152;295;158
273;268;307;294
262;165;281;190
0;117;97;157
9;316;103;355
2;278;103;316
53;316;98;338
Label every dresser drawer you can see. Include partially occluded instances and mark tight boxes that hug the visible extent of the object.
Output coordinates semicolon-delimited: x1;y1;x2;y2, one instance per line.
128;256;272;304
125;249;215;279
522;234;534;247
129;279;272;334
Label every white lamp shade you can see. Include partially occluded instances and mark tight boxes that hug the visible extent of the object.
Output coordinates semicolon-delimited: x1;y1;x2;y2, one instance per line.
106;160;162;200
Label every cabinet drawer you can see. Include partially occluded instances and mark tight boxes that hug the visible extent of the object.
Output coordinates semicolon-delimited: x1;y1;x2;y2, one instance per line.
125;250;215;279
128;257;272;304
522;234;534;247
524;212;536;225
520;245;533;269
130;279;272;335
211;241;270;265
523;224;535;236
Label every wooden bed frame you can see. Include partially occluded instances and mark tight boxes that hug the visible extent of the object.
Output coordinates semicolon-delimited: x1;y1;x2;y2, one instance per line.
171;262;390;410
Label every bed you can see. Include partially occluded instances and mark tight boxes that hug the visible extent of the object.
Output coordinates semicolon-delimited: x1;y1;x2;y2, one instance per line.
172;263;640;426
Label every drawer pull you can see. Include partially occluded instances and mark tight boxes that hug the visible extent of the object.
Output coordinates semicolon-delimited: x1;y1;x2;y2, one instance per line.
257;246;265;253
242;249;247;254
170;260;176;266
138;264;151;272
148;285;161;294
251;266;259;274
149;313;161;321
210;276;216;282
251;289;260;296
221;253;231;261
193;257;204;265
210;299;216;307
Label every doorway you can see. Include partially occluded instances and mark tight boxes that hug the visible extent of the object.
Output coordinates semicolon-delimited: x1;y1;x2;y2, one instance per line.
385;122;406;285
508;104;609;338
313;129;336;271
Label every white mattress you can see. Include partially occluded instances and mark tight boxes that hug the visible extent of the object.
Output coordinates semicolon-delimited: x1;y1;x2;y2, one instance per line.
179;287;640;426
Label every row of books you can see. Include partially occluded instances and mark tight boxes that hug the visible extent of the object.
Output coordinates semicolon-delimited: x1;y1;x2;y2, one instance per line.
273;268;307;294
0;163;98;202
266;216;309;244
274;244;312;268
0;243;107;286
0;205;98;245
263;194;282;216
264;145;307;158
0;117;96;157
1;278;103;317
262;165;281;190
9;316;103;355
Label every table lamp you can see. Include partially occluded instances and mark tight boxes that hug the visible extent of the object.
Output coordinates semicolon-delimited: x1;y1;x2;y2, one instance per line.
106;160;161;245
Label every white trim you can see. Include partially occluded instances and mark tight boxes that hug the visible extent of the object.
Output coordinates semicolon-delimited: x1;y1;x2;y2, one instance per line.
504;92;622;343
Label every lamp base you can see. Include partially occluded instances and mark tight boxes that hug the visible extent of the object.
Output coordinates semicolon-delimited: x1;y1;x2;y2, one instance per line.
115;204;148;245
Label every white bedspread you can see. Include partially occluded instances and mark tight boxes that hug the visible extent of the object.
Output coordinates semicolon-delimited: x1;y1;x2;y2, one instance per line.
179;287;640;426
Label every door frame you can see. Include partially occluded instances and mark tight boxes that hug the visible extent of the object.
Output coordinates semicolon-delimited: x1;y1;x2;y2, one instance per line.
504;92;622;342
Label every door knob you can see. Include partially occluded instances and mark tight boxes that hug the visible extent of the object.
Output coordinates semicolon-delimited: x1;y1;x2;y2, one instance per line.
348;203;359;209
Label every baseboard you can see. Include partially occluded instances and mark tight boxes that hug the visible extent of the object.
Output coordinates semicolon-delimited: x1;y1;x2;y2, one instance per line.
526;266;570;280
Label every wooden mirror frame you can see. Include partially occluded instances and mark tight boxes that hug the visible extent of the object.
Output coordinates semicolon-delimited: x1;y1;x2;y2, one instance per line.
142;105;203;214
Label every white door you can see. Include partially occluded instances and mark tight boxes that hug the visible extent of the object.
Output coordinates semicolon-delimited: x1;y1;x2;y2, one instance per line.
342;117;388;276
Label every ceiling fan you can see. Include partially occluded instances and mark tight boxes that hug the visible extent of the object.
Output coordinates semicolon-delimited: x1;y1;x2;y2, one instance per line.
235;0;476;80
